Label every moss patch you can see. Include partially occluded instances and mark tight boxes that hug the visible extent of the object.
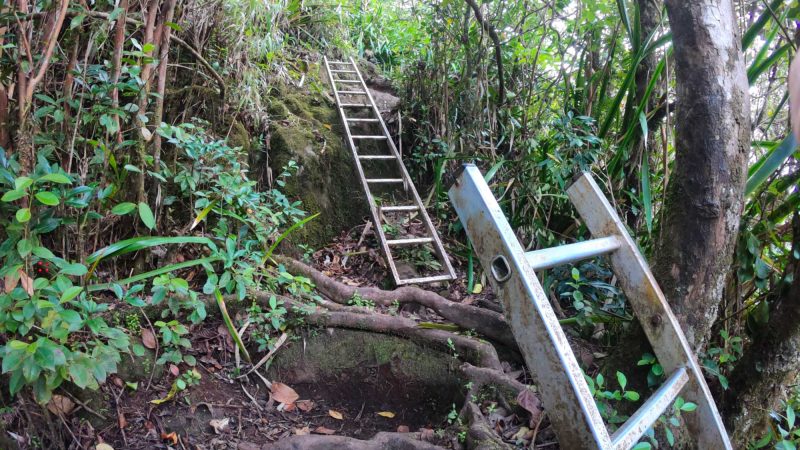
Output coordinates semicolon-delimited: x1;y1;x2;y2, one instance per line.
268;85;367;249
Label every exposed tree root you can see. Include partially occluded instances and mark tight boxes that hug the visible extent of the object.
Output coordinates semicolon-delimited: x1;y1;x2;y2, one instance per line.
267;431;444;450
259;292;502;371
276;256;516;349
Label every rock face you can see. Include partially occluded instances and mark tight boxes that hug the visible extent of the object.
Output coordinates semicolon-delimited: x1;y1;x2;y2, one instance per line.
264;60;401;250
265;78;367;250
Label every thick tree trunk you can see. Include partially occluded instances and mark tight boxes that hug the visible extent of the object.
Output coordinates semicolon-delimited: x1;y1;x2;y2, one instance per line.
655;0;751;349
725;214;800;442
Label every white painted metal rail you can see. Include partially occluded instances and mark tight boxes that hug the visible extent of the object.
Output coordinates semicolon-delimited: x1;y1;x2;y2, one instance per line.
448;164;732;450
323;56;456;286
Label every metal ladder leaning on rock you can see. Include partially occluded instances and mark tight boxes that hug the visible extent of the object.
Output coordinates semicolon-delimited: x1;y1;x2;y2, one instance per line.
323;56;456;286
448;164;732;449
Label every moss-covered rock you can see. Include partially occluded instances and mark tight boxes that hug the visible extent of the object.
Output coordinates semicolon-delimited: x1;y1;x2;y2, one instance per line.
268;82;367;249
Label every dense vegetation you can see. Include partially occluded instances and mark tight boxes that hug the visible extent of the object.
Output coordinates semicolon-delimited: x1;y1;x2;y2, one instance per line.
0;0;798;448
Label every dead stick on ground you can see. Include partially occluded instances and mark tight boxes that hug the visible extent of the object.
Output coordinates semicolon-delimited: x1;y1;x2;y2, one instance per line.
237;332;288;379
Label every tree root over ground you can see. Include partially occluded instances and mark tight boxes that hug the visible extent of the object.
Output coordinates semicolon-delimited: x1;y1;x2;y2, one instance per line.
257;258;543;450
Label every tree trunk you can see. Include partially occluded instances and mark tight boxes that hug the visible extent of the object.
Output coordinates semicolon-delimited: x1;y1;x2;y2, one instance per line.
655;0;751;350
725;213;800;442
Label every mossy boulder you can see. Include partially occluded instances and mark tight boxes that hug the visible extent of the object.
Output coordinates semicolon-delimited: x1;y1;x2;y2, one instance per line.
268;83;367;249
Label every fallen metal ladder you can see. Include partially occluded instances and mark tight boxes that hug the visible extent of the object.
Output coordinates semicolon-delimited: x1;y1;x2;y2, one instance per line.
323;56;456;286
448;164;731;449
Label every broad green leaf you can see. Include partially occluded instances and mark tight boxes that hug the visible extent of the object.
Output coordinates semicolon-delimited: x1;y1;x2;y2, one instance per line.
2;189;26;202
60;286;83;304
60;263;88;276
111;202;137;215
138;202;156;230
37;173;71;184
17;239;33;257
16;208;31;223
34;191;60;206
680;402;698;412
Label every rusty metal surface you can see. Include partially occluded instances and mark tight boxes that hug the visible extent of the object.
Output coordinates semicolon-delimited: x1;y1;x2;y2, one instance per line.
449;164;611;449
567;173;732;450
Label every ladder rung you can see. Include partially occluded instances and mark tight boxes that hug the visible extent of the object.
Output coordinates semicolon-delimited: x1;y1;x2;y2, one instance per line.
396;274;454;286
331;70;358;73
347;118;380;122
338;90;367;95
352;135;387;140
381;205;420;212
387;237;434;246
335;80;361;84
524;236;620;271
328;60;350;64
340;103;370;107
358;155;396;160
610;367;690;450
366;178;404;184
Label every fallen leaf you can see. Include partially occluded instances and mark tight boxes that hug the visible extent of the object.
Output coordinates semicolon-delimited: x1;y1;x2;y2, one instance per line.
377;411;395;418
141;328;156;349
313;426;336;435
118;411;127;429
96;444;115;450
472;283;483;294
293;426;310;436
160;431;178;444
397;425;410;433
296;400;315;412
209;418;231;434
141;127;153;142
47;395;75;416
271;382;299;405
328;409;344;420
169;364;180;377
516;389;543;425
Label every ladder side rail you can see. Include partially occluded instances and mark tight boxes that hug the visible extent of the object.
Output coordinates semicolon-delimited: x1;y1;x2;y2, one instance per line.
449;165;611;449
323;57;402;283
349;57;457;282
566;173;733;450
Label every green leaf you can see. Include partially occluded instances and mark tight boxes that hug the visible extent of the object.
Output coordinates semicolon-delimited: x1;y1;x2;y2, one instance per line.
617;371;627;391
746;135;797;196
15;176;33;191
69;361;93;389
624;390;640;401
215;289;251;363
36;173;71;184
60;263;88;276
34;191;60;206
15;208;31;223
69;13;86;29
631;442;651;450
680;402;697;412
2;189;26;202
60;286;83;303
111;202;137;215
17;239;33;257
138;202;156;230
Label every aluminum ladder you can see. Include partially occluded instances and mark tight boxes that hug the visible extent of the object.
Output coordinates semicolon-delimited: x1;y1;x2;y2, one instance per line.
448;164;731;449
323;56;456;286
